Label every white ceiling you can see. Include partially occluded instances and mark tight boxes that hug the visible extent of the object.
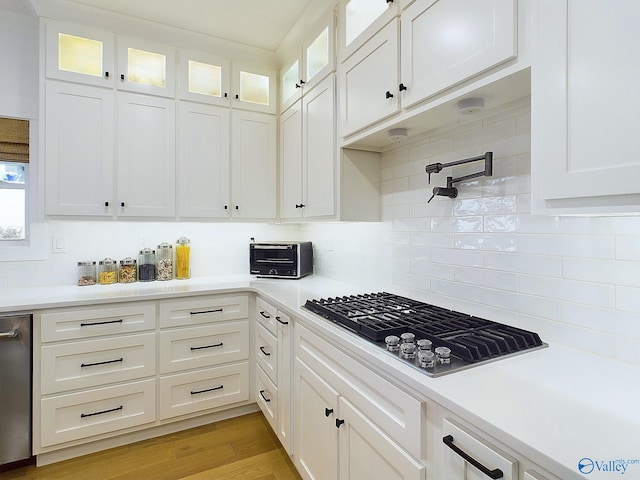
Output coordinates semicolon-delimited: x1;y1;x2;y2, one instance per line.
60;0;319;51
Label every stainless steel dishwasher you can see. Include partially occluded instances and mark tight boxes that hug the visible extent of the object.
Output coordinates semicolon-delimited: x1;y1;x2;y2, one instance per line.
0;314;32;468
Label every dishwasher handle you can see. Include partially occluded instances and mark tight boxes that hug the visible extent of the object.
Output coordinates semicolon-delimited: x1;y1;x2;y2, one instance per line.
0;329;19;339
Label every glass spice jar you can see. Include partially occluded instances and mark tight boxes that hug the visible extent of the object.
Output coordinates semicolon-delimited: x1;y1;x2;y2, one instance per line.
156;242;173;281
77;261;96;286
119;257;137;283
138;248;156;282
175;236;191;279
98;258;118;285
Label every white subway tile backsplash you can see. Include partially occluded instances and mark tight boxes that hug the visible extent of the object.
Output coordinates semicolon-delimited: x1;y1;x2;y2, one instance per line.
484;251;562;277
519;274;615;308
453;196;518;216
431;247;484;267
410;232;454;248
431;216;483;233
563;257;640;287
411;260;455;280
454;266;518;291
485;214;560;234
562;302;640;340
616;235;640;261
518;234;615;258
454;233;517;252
616;286;640;313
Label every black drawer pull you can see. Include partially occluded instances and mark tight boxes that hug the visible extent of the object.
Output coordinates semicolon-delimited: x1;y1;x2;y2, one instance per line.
325;408;333;417
259;311;271;319
335;418;345;428
276;316;289;325
259;389;271;402
191;385;223;395
190;308;223;315
81;405;123;418
259;346;271;356
443;435;504;479
81;357;124;368
190;342;223;351
80;319;123;327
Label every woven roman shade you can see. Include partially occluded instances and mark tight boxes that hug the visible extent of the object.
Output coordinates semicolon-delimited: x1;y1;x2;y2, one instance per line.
0;117;29;163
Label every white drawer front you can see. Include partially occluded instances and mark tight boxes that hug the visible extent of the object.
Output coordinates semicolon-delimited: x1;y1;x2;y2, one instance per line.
256;364;277;433
256;322;278;385
159;320;249;374
40;379;156;447
40;303;156;342
256;297;278;335
41;333;156;394
159;362;250;420
159;295;248;328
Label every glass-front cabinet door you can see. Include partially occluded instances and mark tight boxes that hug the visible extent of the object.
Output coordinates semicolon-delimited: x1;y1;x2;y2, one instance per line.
117;37;175;97
178;50;230;106
46;20;115;87
232;63;277;114
281;59;301;112
339;0;398;62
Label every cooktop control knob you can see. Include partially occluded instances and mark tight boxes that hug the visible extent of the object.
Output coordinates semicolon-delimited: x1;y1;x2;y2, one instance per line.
400;342;417;360
400;332;415;344
418;350;435;369
385;335;400;352
435;346;451;364
417;339;432;351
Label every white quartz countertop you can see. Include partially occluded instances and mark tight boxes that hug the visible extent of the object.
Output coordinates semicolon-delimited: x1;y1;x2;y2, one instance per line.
2;274;638;479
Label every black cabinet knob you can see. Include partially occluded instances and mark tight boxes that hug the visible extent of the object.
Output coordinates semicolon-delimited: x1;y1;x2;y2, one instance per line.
335;418;345;428
235;94;239;99
105;72;109;78
224;205;228;210
235;205;239;210
325;408;333;417
224;92;228;98
120;202;125;207
399;83;407;91
120;74;125;81
386;0;394;3
104;201;109;207
386;91;394;99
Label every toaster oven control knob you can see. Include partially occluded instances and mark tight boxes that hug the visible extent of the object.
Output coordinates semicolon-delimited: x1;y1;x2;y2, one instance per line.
400;332;415;344
435;346;451;364
417;339;432;351
418;350;435;369
385;335;400;352
269;269;278;275
400;342;417;360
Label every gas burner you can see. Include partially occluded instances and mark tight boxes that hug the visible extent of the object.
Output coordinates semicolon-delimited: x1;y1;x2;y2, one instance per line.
303;292;547;377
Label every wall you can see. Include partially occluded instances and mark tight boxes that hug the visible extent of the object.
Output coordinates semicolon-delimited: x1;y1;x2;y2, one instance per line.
302;99;640;367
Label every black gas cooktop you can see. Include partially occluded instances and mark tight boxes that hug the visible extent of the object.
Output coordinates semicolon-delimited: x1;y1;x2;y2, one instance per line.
303;292;547;377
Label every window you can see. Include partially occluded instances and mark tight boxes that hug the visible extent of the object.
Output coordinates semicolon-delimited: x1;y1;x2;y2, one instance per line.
0;117;29;242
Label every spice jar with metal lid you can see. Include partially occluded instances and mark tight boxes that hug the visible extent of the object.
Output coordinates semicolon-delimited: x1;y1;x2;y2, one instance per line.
156;242;173;281
138;248;156;282
98;258;118;285
175;236;191;279
119;257;137;283
77;261;96;286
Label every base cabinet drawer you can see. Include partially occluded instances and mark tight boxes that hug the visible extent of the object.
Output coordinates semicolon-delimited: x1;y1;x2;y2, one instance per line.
159;295;248;328
40;379;156;447
159;362;250;420
256;322;278;384
159;321;249;373
256;364;278;432
41;333;156;394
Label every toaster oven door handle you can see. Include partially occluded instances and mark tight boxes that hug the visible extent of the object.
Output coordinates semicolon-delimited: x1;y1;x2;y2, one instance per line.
256;259;294;264
252;245;292;250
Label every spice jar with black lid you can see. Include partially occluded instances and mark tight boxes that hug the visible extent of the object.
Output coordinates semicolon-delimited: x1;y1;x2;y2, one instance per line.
138;248;156;282
156;242;173;281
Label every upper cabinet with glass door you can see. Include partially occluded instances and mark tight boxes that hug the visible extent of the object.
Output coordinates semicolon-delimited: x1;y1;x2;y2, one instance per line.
338;0;399;62
178;50;231;107
231;63;277;114
281;14;335;112
116;37;176;97
46;20;115;87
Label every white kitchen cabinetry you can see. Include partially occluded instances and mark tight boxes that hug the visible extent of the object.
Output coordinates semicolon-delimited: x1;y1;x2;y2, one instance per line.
178;50;230;106
230;110;277;219
400;0;517;109
116;37;175;97
281;75;336;219
117;92;176;217
294;323;426;480
45;81;115;216
532;0;640;214
231;63;277;114
255;297;294;454
177;101;230;218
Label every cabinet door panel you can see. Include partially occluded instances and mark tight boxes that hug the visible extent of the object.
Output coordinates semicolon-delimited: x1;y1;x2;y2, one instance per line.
256;364;278;432
339;398;425;480
256;322;278;385
401;0;516;108
339;0;398;62
178;101;230;218
116;37;175;97
117;93;175;217
280;101;303;219
276;311;293;454
45;82;114;216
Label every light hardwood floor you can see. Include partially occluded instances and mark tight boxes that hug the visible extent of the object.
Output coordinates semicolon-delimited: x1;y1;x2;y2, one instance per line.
1;413;301;480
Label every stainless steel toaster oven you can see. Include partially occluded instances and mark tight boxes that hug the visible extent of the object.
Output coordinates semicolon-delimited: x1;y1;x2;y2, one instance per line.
250;242;313;279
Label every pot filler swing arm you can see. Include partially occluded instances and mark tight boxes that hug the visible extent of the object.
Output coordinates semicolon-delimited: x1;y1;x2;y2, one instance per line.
425;152;493;203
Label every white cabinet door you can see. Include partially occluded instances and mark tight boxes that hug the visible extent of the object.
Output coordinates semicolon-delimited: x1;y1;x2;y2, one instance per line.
303;18;335;92
230;110;276;219
339;397;425;480
178;50;230;106
339;19;400;137
440;418;517;480
339;0;399;62
280;100;304;219
295;358;340;480
276;310;293;454
45;82;114;216
117;92;175;217
532;0;640;214
400;0;516;108
116;37;175;97
281;58;302;113
303;75;336;217
177;101;230;218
